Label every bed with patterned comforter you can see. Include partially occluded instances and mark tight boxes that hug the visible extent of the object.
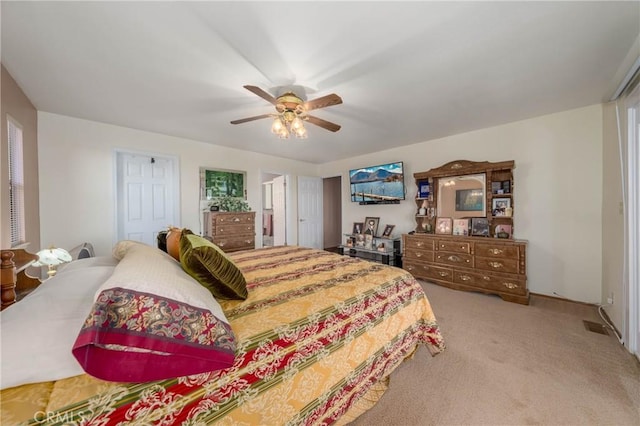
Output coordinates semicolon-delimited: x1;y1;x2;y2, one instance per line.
1;245;444;425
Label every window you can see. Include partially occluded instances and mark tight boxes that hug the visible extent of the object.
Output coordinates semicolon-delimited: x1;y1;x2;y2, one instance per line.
7;116;25;247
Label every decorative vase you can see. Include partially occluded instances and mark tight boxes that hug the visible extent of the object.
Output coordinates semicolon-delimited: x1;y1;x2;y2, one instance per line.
505;206;513;217
419;207;426;215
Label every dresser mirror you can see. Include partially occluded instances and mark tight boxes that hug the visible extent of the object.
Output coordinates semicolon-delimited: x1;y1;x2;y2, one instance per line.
437;173;486;219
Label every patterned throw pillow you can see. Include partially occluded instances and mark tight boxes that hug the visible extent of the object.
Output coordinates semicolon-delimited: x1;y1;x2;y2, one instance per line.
179;233;248;300
73;240;236;383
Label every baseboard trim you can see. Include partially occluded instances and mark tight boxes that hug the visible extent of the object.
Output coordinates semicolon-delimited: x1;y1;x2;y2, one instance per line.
529;292;596;307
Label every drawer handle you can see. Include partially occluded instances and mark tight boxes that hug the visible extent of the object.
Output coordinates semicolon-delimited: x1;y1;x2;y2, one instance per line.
503;282;519;289
483;276;491;281
218;242;226;247
437;271;448;277
488;261;503;269
415;252;423;257
489;248;503;255
460;245;466;250
422;265;430;271
447;255;461;262
441;244;445;248
416;242;424;247
460;274;471;281
245;240;252;244
406;266;414;271
233;217;241;222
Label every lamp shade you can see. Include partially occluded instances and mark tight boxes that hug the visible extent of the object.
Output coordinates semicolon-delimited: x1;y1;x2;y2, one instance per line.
33;247;72;267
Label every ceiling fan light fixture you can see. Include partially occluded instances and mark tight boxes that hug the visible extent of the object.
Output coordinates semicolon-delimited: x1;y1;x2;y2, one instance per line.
277;125;289;139
294;124;307;139
271;117;285;134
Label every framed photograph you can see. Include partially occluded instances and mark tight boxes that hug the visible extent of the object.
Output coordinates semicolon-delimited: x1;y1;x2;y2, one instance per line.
455;189;484;211
492;197;511;216
352;222;364;235
355;233;365;247
418;181;430;198
471;218;490;237
495;224;512;239
364;217;380;236
435;217;452;235
382;224;395;238
452;218;469;236
364;234;374;250
201;168;246;199
491;181;502;194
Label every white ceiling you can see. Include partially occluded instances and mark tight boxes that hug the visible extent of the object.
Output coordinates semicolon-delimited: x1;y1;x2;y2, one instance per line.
2;1;638;164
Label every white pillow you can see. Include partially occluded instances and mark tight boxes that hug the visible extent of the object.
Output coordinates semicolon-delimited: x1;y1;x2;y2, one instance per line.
0;256;118;390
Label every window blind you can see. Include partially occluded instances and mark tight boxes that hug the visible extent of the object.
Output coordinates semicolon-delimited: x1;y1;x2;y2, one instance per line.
8;116;25;246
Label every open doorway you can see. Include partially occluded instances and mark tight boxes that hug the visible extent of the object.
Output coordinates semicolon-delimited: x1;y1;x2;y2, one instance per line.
323;175;342;251
261;171;289;247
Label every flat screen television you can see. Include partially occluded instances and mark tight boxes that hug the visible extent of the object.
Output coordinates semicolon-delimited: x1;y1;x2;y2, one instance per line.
349;161;405;204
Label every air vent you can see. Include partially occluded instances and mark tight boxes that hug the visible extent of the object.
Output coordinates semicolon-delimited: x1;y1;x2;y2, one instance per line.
583;320;609;335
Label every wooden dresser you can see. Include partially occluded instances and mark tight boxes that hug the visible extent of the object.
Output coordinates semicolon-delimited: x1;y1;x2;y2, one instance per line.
403;233;529;304
203;211;256;253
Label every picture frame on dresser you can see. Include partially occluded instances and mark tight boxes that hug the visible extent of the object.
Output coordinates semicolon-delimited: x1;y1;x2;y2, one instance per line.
352;222;364;235
492;197;511;216
435;217;452;234
452;218;469;236
364;217;380;236
470;217;489;236
382;224;395;238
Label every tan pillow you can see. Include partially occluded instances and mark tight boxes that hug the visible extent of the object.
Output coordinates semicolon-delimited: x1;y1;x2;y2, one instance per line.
179;233;248;300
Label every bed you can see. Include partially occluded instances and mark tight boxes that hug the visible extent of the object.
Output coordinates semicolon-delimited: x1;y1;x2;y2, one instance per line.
1;241;444;425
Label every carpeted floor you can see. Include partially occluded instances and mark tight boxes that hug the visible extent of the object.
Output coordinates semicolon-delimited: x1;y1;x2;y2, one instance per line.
350;281;640;426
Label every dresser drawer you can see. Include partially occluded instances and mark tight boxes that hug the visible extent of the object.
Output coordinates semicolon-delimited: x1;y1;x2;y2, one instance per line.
474;242;520;259
404;237;434;251
475;256;519;274
453;270;526;296
212;235;255;252
403;248;434;262
436;240;471;254
404;260;453;282
214;213;255;225
435;251;473;267
213;223;255;236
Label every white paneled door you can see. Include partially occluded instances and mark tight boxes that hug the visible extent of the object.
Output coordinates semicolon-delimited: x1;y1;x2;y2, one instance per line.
116;152;177;246
297;176;323;249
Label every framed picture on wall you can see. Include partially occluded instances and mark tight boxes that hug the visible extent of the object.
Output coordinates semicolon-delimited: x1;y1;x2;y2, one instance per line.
382;224;395;238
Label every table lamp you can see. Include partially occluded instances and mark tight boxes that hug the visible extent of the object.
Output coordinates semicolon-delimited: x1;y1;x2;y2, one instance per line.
33;246;72;278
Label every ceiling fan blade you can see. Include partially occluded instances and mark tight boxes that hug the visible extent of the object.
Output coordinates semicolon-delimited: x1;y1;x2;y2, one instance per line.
304;93;343;111
230;114;272;125
243;85;277;105
305;115;341;132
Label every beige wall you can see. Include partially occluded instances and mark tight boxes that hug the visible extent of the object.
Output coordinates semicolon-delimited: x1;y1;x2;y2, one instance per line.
0;65;39;250
37;112;318;256
321;105;604;305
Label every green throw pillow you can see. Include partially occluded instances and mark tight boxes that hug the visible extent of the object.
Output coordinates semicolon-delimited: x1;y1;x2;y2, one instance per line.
179;233;248;300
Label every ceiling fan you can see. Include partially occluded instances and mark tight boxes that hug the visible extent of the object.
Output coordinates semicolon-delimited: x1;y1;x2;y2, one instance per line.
230;85;343;139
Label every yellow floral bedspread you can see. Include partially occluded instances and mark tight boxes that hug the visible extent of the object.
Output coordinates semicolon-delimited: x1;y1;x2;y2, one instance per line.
1;246;444;425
